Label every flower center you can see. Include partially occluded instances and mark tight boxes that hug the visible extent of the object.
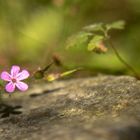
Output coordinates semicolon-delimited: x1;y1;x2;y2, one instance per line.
12;78;17;83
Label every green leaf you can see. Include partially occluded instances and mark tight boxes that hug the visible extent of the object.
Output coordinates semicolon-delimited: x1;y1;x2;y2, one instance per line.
106;20;125;31
83;23;104;32
60;68;82;77
66;32;92;48
45;68;82;82
87;35;104;51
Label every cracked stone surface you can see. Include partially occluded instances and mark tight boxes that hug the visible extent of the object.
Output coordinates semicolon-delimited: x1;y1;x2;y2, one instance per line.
0;76;140;140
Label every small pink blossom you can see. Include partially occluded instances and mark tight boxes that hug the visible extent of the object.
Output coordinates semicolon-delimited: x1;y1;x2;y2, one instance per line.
1;65;30;93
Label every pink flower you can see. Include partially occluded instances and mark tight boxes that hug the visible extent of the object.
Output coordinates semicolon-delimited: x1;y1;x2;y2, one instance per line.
1;65;30;93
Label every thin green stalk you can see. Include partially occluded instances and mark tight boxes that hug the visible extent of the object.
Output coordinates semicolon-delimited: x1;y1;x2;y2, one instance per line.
108;40;140;79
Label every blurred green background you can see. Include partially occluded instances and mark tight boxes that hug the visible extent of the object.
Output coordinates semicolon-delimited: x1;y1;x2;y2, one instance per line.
0;0;140;75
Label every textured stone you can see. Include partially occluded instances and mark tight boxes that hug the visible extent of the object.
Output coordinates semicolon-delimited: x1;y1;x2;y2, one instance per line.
0;76;140;140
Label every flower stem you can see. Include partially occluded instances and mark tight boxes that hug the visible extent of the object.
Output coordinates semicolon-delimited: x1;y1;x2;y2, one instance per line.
108;40;140;79
42;62;54;73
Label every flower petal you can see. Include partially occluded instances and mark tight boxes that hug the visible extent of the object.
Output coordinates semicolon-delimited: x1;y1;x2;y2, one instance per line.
11;65;20;77
5;82;15;93
17;70;30;80
1;71;11;81
16;82;28;91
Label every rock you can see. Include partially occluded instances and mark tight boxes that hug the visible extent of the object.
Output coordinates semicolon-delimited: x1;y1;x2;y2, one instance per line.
0;76;140;140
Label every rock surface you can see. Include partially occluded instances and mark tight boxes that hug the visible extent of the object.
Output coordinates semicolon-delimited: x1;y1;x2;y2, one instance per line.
0;76;140;140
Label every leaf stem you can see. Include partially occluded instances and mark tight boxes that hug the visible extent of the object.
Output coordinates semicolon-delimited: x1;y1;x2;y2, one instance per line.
108;40;140;79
